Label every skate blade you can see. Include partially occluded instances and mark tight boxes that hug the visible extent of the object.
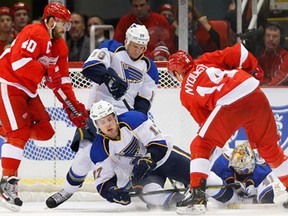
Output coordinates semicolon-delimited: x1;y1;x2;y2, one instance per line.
176;204;206;215
0;196;20;212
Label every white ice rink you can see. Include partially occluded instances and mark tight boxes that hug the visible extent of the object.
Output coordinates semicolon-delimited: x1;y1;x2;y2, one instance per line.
1;198;288;216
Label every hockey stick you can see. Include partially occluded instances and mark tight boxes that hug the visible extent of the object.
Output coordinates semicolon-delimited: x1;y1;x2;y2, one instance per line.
57;89;88;128
129;183;240;197
58;89;79;115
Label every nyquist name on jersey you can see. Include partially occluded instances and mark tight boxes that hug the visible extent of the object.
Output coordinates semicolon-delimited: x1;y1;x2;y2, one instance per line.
184;64;207;95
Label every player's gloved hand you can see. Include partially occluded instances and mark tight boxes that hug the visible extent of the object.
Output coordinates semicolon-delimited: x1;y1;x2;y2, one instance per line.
244;184;256;197
252;65;264;82
45;65;62;90
64;102;88;128
131;156;156;181
104;68;128;100
106;186;131;205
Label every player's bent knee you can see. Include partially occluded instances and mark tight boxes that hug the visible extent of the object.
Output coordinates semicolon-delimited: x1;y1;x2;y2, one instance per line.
7;126;31;148
258;144;285;168
30;121;54;141
191;136;215;159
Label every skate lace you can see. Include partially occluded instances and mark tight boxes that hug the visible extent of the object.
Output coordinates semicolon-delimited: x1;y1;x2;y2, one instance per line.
51;190;71;204
4;181;18;199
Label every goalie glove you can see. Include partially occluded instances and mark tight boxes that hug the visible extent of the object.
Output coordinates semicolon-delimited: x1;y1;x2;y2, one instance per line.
45;65;62;90
64;102;88;128
131;155;156;181
243;184;257;197
104;68;128;100
106;186;131;205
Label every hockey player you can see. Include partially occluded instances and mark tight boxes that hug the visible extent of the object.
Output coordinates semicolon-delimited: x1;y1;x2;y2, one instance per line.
207;143;284;205
167;43;288;214
0;2;88;212
46;23;159;208
47;100;190;209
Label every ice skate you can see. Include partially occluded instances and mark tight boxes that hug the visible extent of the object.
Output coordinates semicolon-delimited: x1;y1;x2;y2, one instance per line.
176;180;207;215
0;176;23;212
46;189;73;208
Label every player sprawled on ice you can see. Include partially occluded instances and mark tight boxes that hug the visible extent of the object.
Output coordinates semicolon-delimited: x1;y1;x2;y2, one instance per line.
207;143;285;206
46;23;159;208
0;2;88;212
167;43;288;215
47;100;191;209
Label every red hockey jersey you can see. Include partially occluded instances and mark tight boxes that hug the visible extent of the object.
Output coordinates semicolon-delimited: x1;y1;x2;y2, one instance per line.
0;23;78;106
180;43;260;125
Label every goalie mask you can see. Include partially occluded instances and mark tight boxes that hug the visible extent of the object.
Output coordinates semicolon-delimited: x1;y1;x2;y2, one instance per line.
229;142;256;174
125;23;150;51
89;100;118;131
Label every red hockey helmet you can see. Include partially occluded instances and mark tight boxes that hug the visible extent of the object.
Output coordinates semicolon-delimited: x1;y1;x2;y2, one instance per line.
167;50;194;78
0;7;14;17
12;2;30;13
43;2;71;22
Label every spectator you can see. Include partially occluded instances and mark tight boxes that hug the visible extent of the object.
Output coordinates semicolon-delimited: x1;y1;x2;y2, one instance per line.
114;0;175;58
0;7;15;55
11;2;30;36
187;1;221;58
157;3;178;47
256;23;288;86
158;3;175;23
87;15;109;43
67;13;100;61
151;45;170;61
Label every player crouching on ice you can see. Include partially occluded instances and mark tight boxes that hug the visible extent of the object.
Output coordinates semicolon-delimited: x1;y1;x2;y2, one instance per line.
47;100;191;209
207;143;286;207
167;44;288;215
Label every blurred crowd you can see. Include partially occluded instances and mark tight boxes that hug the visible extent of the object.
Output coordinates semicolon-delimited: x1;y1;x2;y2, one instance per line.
1;0;288;86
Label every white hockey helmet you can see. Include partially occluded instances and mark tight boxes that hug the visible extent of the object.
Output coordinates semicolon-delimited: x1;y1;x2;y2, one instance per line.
89;100;116;127
229;142;256;174
125;23;150;49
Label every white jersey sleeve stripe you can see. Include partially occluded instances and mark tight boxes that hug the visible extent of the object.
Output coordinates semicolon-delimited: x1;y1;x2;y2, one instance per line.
239;43;249;67
12;57;33;71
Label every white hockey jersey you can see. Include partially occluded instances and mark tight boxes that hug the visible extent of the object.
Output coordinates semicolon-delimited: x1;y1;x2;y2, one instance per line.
83;40;159;114
90;111;173;192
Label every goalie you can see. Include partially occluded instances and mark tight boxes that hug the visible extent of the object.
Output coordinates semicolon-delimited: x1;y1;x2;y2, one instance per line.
207;143;285;206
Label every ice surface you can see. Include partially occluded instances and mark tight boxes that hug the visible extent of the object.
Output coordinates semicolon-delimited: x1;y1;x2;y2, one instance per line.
1;198;288;216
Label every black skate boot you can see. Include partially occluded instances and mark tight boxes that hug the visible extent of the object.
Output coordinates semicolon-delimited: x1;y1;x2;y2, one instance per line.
46;189;73;208
0;176;23;212
176;179;207;215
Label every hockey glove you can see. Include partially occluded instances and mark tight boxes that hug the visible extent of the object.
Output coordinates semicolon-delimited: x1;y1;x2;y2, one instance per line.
45;65;62;90
243;184;256;197
64;102;88;128
252;65;264;82
106;186;131;205
131;156;156;181
104;68;128;100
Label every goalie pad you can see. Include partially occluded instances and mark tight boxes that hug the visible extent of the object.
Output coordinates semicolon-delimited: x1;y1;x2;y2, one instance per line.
70;117;97;152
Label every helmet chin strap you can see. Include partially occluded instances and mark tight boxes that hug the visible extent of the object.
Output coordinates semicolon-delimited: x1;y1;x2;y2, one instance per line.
44;18;57;39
